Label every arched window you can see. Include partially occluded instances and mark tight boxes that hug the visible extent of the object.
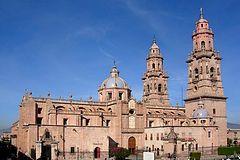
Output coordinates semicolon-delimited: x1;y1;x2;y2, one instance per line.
192;120;196;124
152;63;155;69
94;147;100;158
182;144;184;151
108;92;112;100
201;41;205;49
210;67;215;78
147;85;150;93
164;84;167;91
157;148;160;156
213;108;216;114
195;42;198;50
154;83;156;90
158;84;162;92
209;41;211;49
200;120;206;124
217;68;220;75
208;131;211;138
206;66;209;74
194;68;199;79
188;144;192;151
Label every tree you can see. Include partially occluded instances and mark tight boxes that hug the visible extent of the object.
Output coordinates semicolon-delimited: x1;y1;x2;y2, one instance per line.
110;147;130;160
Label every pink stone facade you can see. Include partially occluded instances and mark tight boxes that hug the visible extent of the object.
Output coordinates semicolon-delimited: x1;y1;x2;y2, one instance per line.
11;9;228;159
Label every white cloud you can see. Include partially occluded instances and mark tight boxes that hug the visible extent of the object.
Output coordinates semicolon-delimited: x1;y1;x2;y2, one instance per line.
76;24;110;40
119;0;185;38
99;48;114;60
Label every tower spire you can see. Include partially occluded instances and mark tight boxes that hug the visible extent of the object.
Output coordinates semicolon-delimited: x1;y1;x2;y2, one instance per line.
152;35;156;44
200;8;203;19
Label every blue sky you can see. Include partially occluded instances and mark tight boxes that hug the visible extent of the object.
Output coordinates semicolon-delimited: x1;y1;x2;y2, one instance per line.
0;0;239;129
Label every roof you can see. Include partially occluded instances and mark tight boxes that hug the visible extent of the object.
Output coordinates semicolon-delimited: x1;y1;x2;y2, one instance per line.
101;66;128;89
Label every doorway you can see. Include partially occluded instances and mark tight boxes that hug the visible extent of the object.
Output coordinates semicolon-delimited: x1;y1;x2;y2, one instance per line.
94;147;100;158
41;145;51;160
128;137;136;154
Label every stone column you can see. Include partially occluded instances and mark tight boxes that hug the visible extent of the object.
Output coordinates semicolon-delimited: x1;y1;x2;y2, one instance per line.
36;141;42;160
51;141;59;160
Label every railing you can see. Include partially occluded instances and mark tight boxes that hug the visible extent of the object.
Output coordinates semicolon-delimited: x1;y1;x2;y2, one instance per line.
33;97;108;105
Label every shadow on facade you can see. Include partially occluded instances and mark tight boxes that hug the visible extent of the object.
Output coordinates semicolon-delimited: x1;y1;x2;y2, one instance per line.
0;140;32;160
108;136;118;150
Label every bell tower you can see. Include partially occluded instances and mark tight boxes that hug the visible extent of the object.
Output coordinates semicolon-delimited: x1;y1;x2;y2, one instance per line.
185;9;227;146
186;8;225;99
142;38;169;105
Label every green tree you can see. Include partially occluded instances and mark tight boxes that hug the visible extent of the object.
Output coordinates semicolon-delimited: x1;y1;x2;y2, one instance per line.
190;152;201;160
110;147;131;160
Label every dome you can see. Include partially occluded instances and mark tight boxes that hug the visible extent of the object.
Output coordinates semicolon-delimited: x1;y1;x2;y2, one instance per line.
102;77;128;88
197;18;208;23
101;66;128;89
192;107;209;118
150;41;159;49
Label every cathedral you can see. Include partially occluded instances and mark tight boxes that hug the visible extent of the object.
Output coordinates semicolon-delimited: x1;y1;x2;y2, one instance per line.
11;9;227;160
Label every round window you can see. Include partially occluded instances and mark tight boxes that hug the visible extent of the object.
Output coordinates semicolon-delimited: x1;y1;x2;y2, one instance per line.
129;109;135;115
